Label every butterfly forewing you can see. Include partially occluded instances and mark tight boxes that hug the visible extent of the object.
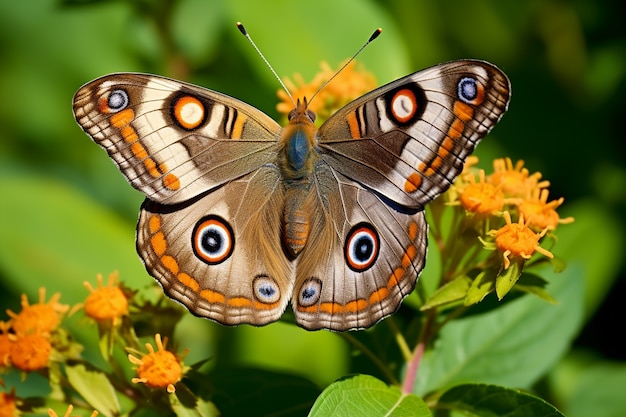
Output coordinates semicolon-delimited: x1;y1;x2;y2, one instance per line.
317;60;511;210
73;73;281;204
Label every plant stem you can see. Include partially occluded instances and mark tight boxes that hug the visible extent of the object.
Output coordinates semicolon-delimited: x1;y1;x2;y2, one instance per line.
402;308;436;394
387;317;412;362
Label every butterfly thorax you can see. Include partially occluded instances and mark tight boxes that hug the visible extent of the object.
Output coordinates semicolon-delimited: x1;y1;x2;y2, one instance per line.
279;99;318;180
279;99;320;258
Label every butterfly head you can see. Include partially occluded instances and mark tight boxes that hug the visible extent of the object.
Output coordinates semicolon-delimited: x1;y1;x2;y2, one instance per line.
288;98;316;125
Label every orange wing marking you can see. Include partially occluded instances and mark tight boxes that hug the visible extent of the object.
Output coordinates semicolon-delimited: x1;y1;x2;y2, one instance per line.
413;99;477;186
146;214;277;311
297;221;420;315
107;108;181;191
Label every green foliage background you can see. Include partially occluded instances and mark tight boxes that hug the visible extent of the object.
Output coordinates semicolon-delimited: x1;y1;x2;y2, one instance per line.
0;0;625;416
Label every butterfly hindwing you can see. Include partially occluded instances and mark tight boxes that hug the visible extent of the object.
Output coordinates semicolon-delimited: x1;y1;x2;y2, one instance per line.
318;60;510;210
136;166;294;326
290;164;428;331
73;73;281;204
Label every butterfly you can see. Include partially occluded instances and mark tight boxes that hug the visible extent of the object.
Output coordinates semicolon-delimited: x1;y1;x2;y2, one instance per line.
73;58;510;331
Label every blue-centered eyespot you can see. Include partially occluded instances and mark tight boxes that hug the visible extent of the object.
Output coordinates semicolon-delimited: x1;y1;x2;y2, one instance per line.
298;277;322;307
106;89;129;112
457;77;484;105
253;275;281;304
192;215;234;265
344;223;380;272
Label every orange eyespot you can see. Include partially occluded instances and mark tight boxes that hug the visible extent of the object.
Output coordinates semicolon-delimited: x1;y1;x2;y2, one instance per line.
390;88;417;123
344;223;379;272
172;95;206;130
192;216;234;265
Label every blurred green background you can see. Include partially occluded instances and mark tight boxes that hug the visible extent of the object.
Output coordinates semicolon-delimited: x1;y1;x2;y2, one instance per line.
1;0;625;414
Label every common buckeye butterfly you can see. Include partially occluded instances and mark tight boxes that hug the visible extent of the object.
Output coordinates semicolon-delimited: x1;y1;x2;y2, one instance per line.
73;37;510;330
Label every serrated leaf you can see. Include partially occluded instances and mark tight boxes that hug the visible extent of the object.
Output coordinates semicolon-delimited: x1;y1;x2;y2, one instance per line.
308;374;431;417
421;276;471;310
436;383;564;416
65;363;120;416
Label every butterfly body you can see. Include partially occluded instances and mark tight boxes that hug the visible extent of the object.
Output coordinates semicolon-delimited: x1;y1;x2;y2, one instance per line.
73;60;510;331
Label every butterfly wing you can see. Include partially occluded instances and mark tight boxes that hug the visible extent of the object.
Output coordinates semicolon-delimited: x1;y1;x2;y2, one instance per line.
289;163;427;331
292;60;510;331
136;166;294;325
317;60;511;210
73;73;281;204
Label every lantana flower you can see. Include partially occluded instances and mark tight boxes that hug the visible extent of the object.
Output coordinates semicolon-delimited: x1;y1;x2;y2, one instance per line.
128;334;186;394
9;332;52;372
6;287;68;335
518;187;575;231
0;388;18;417
490;211;554;269
459;169;507;215
489;157;549;198
83;271;129;326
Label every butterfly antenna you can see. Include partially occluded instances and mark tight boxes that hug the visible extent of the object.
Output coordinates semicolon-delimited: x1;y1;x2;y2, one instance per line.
309;28;382;104
237;22;296;108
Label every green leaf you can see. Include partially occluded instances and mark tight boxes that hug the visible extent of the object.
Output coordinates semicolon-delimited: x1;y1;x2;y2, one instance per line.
464;267;497;305
421;276;471;310
308;374;431;417
65;363;121;416
549;353;626;417
414;263;584;395
436;384;564;416
170;386;220;417
550;199;624;318
515;273;558;304
495;257;523;299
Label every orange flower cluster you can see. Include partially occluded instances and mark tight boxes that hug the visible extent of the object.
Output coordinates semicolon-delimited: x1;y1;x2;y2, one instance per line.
419;156;575;304
276;60;377;124
1;288;68;372
1;272;188;415
453;157;573;270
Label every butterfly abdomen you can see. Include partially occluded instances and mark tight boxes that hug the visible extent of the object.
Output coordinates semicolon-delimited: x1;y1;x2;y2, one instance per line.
282;187;312;258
